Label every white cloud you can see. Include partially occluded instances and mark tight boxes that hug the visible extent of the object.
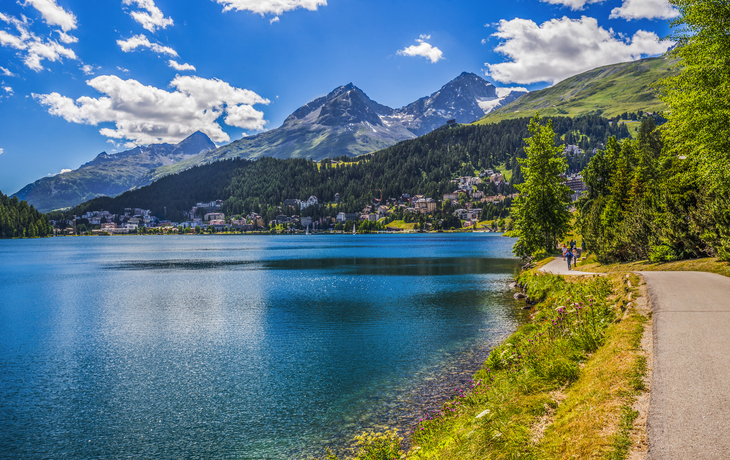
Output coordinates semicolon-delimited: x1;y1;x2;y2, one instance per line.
80;64;96;75
59;168;72;174
33;75;270;145
397;37;444;63
1;66;16;76
214;0;327;16
496;87;528;98
117;34;178;56
122;0;174;32
3;86;13;94
22;0;77;31
55;30;77;43
117;66;130;72
168;60;196;71
610;0;680;20
0;12;77;71
269;16;279;24
539;0;605;10
0;148;4;154
486;16;672;84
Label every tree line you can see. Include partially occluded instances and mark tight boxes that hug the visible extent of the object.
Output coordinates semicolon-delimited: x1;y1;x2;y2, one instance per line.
0;191;53;238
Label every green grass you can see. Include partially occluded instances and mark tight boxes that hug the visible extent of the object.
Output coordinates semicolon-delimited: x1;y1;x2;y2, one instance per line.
475;57;680;124
383;220;418;230
579;256;730;279
494;163;513;182
618;120;641;137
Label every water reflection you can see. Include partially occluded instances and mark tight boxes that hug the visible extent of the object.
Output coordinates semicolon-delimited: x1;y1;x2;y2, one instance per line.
0;235;524;459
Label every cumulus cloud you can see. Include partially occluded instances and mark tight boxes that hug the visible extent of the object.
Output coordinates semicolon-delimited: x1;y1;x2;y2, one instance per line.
59;168;72;174
610;0;680;20
168;60;196;71
22;0;77;32
3;86;13;94
122;0;174;32
539;0;605;10
0;148;3;154
214;0;327;16
496;87;528;98
117;34;178;56
1;66;16;76
486;16;672;84
117;66;129;72
80;64;95;75
33;75;270;145
269;16;280;24
0;12;77;71
55;30;77;43
397;36;444;63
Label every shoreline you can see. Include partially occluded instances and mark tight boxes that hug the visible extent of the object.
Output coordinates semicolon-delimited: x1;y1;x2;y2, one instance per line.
321;294;529;458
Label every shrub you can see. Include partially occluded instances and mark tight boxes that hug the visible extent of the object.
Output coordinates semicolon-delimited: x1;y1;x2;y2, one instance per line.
649;244;678;263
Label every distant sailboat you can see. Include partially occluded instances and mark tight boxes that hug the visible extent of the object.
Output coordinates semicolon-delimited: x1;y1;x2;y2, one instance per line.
352;224;356;235
306;224;310;235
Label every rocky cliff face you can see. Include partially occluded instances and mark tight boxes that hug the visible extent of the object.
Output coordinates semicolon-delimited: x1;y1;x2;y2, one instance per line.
388;72;500;136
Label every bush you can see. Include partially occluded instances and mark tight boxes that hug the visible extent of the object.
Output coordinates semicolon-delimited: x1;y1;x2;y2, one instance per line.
649;244;678;263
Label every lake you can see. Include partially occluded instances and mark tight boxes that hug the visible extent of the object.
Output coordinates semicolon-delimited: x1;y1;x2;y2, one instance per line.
0;234;525;459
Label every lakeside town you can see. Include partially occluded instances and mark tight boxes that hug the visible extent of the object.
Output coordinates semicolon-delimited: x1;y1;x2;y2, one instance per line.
50;164;588;236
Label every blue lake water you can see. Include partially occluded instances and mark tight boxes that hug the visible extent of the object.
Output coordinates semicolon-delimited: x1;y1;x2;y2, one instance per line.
0;234;524;459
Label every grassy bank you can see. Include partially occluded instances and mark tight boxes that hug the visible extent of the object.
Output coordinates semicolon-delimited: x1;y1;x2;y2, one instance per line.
578;254;730;279
319;267;649;459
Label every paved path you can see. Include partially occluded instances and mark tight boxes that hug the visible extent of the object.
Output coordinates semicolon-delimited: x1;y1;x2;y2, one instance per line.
641;271;730;460
539;257;604;276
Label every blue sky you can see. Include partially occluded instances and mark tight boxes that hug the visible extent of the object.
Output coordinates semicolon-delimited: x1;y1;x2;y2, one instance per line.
1;0;677;194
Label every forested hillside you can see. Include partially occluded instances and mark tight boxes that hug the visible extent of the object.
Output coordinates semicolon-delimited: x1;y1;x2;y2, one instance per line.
58;116;628;222
0;191;53;238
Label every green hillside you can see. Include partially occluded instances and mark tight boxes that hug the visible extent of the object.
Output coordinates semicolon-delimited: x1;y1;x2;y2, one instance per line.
477;57;680;124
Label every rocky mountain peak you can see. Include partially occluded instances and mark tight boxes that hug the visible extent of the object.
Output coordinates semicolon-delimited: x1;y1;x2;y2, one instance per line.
284;82;393;127
174;131;216;156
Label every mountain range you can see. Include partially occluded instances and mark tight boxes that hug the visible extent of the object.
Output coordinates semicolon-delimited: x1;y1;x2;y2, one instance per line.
13;132;216;213
14;73;524;212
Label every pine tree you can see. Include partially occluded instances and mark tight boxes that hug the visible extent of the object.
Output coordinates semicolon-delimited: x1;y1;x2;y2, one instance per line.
510;114;572;259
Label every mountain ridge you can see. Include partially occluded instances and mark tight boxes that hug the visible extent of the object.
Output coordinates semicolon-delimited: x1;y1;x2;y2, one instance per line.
14;73;521;212
13;131;216;212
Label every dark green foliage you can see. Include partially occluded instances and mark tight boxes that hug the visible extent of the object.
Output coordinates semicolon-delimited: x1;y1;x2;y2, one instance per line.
61;117;627;222
510;115;572;259
0;190;53;238
577;119;664;262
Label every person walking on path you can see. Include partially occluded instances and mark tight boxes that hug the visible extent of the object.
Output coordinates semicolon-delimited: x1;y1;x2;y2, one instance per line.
562;244;567;260
565;248;573;270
